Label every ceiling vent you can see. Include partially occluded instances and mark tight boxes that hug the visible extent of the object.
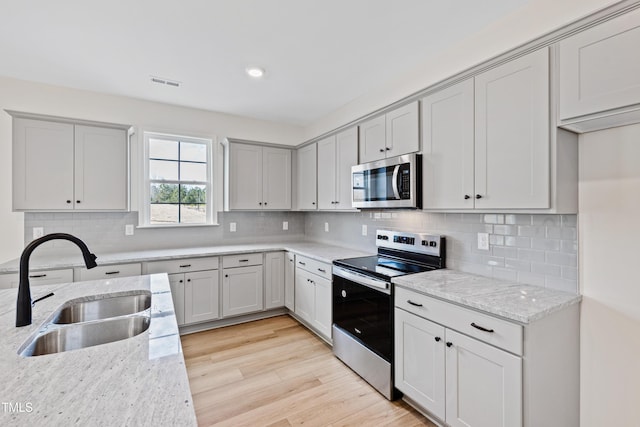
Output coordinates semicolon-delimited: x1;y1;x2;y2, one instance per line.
150;76;181;88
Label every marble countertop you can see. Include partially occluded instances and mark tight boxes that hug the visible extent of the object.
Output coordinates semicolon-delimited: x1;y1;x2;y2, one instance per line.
0;274;196;426
393;269;581;324
0;241;372;274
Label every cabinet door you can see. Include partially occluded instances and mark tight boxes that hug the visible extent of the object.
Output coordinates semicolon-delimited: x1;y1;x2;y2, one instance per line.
475;48;549;209
359;115;386;163
184;270;219;324
265;252;285;309
335;127;358;210
317;135;337;210
228;143;263;210
296;143;317;210
294;267;314;323
445;329;522;427
386;101;419;158
13;118;74;210
312;275;332;339
284;252;295;310
168;273;186;326
74;125;128;210
394;308;446;419
559;8;640;120
222;265;264;317
422;79;475;209
262;147;291;210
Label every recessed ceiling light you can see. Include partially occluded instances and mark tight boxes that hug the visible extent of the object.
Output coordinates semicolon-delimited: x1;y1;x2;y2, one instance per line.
246;67;265;78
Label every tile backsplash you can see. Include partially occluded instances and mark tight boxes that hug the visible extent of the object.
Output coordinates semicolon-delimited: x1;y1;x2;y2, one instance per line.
24;210;578;294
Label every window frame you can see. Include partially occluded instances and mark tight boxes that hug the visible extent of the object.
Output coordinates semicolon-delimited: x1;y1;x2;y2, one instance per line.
141;131;216;227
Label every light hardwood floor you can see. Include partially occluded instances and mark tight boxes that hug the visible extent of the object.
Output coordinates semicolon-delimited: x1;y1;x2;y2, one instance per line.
181;315;435;427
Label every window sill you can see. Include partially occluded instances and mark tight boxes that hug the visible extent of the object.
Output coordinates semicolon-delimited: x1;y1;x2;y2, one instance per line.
136;223;220;229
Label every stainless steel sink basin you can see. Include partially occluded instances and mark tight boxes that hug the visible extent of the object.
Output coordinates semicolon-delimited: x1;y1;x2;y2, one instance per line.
52;292;152;324
20;315;150;357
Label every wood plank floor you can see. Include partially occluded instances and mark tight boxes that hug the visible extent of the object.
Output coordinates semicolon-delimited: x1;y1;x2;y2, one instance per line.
181;315;436;427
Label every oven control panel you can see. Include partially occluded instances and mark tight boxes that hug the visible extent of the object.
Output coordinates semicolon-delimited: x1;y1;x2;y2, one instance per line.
376;229;443;256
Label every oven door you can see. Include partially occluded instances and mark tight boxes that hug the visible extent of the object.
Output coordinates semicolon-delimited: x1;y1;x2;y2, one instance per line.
332;266;392;362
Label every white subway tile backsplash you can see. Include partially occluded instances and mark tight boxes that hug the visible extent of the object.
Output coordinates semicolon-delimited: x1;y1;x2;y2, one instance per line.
546;251;578;267
531;262;562;277
518;225;546;238
531;238;560;251
562;266;578;281
518;248;546;262
493;225;517;235
504;258;531;272
483;214;505;224
561;240;577;254
545;277;578;294
504;236;531;248
532;215;560;226
492;246;518;259
492;267;518;281
505;214;531;225
489;235;504;246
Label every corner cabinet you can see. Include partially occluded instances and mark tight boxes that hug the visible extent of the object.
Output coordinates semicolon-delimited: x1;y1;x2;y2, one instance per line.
317;127;358;210
11;114;129;211
359;101;419;163
225;141;292;210
422;47;577;213
296;143;317;210
558;7;640;132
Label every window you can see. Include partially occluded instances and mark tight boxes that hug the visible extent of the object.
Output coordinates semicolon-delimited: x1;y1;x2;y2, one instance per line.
143;132;214;226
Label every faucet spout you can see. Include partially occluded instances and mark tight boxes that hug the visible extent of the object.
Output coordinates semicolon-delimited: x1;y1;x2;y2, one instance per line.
16;233;98;327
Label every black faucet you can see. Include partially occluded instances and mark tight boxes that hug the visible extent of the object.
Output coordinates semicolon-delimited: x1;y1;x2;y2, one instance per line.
16;233;98;327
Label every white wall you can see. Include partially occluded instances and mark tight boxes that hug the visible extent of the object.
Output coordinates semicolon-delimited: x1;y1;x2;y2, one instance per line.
0;76;303;263
579;124;640;426
303;0;623;141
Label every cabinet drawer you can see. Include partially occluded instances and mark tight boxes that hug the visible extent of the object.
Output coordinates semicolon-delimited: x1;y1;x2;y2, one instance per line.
146;256;219;274
0;268;73;289
222;253;262;269
295;255;331;280
396;287;523;355
77;263;141;281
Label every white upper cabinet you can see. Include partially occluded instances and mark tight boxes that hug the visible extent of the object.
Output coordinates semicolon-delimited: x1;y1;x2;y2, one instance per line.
559;7;640;131
12;117;128;211
226;142;291;210
359;101;419;163
317;127;358;210
422;79;475;210
296;143;317;210
475;48;550;209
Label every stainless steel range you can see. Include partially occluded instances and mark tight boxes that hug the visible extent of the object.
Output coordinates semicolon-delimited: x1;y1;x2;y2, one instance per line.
332;229;445;400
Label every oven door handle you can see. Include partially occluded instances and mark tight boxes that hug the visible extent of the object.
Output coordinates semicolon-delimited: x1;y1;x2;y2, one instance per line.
392;165;401;200
333;266;391;294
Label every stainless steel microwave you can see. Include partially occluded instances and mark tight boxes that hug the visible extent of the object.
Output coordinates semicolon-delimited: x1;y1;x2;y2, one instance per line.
351;153;421;209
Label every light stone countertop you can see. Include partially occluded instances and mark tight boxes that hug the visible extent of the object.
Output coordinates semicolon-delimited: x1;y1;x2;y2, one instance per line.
393;269;581;324
0;274;197;426
0;241;372;274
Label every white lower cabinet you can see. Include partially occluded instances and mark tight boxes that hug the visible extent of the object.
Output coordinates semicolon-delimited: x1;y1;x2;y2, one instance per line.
264;252;285;310
294;255;332;340
168;274;186;326
77;263;141;281
222;264;264;317
284;252;295;310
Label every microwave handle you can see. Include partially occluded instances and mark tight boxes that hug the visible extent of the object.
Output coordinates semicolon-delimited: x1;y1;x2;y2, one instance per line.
392;165;401;199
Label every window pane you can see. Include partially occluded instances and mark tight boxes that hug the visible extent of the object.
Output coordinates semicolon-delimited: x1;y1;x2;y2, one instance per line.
180;142;207;162
150;160;178;181
180;185;206;204
180;204;206;224
181;162;207;182
149;139;178;160
150;183;179;203
150;204;179;224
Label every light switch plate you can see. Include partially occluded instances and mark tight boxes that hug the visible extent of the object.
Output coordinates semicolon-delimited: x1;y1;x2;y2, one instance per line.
230;222;237;232
125;224;134;236
33;227;44;239
477;232;490;250
282;221;288;231
324;222;329;232
362;225;367;236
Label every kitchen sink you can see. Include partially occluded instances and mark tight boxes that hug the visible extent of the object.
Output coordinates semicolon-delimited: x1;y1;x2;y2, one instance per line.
51;292;152;324
20;315;150;357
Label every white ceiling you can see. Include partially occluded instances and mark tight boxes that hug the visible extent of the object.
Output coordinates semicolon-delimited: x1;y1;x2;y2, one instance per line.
0;0;529;126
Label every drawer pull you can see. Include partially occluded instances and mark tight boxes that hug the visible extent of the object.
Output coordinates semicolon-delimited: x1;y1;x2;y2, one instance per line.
471;322;494;333
105;271;120;275
179;264;192;268
238;259;249;262
317;268;326;273
29;274;47;279
298;261;306;266
407;300;423;307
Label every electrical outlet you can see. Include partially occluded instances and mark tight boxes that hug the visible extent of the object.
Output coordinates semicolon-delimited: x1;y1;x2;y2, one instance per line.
125;224;134;236
477;232;490;250
33;227;44;239
230;222;237;232
282;221;288;231
324;222;329;232
362;225;367;236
